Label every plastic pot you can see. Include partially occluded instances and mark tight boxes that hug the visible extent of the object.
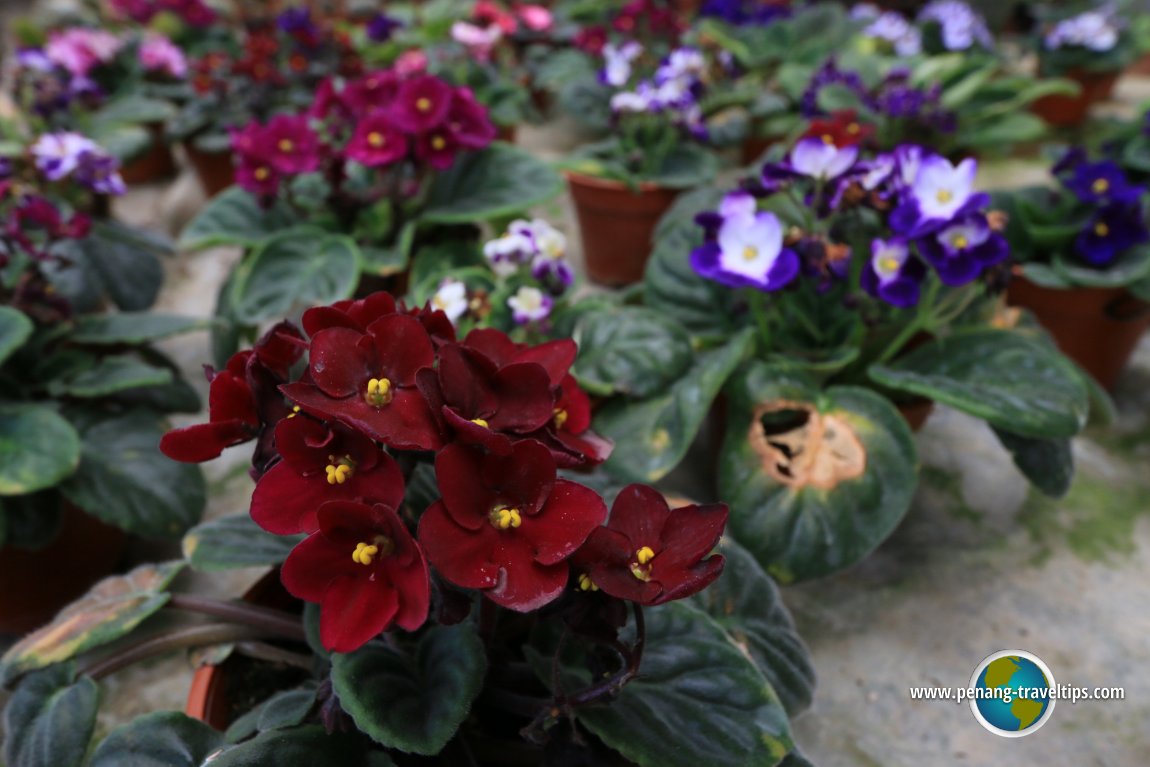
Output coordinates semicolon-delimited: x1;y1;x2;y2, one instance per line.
1031;69;1121;127
565;172;680;287
119;123;178;186
184;141;235;198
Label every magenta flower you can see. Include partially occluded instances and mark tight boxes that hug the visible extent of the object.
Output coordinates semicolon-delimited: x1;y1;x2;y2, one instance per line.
139;33;187;78
445;88;496;150
262;115;323;175
390;75;453;134
346;113;408;167
44;28;122;77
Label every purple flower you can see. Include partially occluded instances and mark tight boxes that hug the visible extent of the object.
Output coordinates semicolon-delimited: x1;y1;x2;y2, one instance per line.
917;1;993;51
601;42;642;87
690;192;800;291
700;0;791;26
1075;204;1149;266
17;49;54;72
31;132;98;180
800;60;869;118
508;286;553;324
891;155;987;237
863;11;923;56
917;214;1008;285
367;13;403;42
788;138;859;181
861;238;927;307
74;150;126;195
1045;11;1120;52
1064;161;1143;205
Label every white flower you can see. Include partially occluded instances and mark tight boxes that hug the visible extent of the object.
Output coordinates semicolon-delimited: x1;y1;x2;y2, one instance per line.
508;286;553;324
912;155;978;221
430;279;469;323
789;138;859;180
30;131;99;180
483;230;534;277
602;41;642;87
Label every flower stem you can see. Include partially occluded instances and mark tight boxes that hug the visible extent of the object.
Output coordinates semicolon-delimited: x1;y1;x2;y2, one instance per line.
168;594;306;642
748;289;773;354
81;623;272;681
876;278;943;364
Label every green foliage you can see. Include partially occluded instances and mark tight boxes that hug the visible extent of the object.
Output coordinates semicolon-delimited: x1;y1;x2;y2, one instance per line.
572;307;694;397
2;664;99;767
0;406;81;496
422;144;563;223
183;515;304;571
88;712;224;767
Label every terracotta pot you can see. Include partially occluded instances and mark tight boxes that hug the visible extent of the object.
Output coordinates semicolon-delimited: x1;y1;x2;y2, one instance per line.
741;134;780;166
1031;69;1121;127
184;141;235;198
0;502;128;636
896;398;934;432
497;123;517;144
119;122;178;186
565;172;681;287
186;569;302;728
1127;53;1150;77
1007;272;1150;390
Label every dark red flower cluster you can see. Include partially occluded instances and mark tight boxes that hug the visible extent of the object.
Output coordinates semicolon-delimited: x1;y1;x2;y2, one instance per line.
802;110;875;149
231;69;495;200
107;0;216;27
161;291;728;653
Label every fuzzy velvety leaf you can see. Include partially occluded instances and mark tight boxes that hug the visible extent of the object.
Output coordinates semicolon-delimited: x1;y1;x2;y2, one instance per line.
88;712;223;767
572;307;693;398
2;663;98;767
70;313;211;345
183;515;303;571
229;228;360;326
421;144;562;224
689;538;816;716
178;187;293;251
225;686;318;743
209;726;370;766
0;306;33;365
1;561;183;677
1053;245;1150;288
330;623;486;755
868;329;1090;439
992;427;1074;498
59;409;205;538
719;363;917;583
82;221;167;311
0;405;81;496
47;356;173;398
595;329;754;483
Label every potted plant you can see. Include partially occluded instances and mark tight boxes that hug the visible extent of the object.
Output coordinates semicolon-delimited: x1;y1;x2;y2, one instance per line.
1031;6;1137;126
564;43;719;286
568;133;1094;583
0;140;206;634
0;290;818;767
996;147;1150;389
176;63;561;367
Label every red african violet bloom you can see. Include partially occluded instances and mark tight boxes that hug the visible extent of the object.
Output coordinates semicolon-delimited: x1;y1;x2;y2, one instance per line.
418;441;606;611
415;340;554;456
390;75;452;134
573;25;607;54
302;291;399;336
445;88;496;150
803;110;873;149
262;114;323;174
346;112;408;167
282;500;430;652
282;314;442;451
571;485;726;605
251;416;403;535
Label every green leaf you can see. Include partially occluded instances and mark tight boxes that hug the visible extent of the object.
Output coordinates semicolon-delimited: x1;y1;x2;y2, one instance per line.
1;562;183;677
1053;245;1150;288
649;144;720;189
60;410;206;538
183;515;303;571
0;306;33;365
992;427;1074;498
0;405;81;496
2;664;99;767
178;187;293;251
868;329;1090;439
421;144;562;224
88;712;223;767
91;94;175;126
719;363;917;583
331;623;487;755
70;313;211;345
47;356;173;398
939;65;995;109
963;112;1047;149
224;686;318;743
50;222;165;312
595;329;754;483
572;307;693;398
532;602;794;767
229;228;360;326
209;726;369;766
689;538;816;717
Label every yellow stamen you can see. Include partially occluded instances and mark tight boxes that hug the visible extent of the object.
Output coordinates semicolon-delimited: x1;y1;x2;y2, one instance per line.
847;122;860;135
416;97;432;112
636;546;655;565
1095;222;1110;237
368;131;385;148
278;139;294;152
553;408;569;430
936;189;953;204
880;257;900;273
352;542;379;565
471;418;489;428
630;546;655;582
577;573;599;592
254;167;269;180
364;377;393;407
742;245;758;262
287;405;301;418
431;136;446;151
489;506;523;530
1092;177;1110;195
324;456;356;485
821;133;834;145
953;235;969;249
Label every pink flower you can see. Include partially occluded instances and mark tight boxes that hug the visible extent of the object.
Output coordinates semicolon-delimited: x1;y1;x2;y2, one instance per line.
517;4;554;31
451;21;503;62
45;28;122;77
394;50;428;78
139;34;187;78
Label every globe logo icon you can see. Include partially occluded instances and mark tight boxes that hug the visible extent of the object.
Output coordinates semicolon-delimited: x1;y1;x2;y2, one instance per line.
969;650;1056;737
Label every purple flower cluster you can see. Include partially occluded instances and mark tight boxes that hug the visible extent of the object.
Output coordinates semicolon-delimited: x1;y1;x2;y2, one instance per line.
606;46;708;138
851;4;923;56
30;132;125;196
483;218;574;316
801;60;955;134
691;140;1008;307
699;0;792;26
917;0;993;51
1045;9;1120;52
1054;151;1149;266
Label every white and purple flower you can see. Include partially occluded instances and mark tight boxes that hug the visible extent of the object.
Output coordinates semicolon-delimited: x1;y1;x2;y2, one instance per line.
917;213;1008;285
31;131;125;195
891;154;987;236
862;11;923;57
508;286;553;324
451;21;504;62
860;238;927;307
1045;10;1120;52
690;192;800;291
917;0;993;51
430;279;469;323
789;138;860;181
601;41;642;87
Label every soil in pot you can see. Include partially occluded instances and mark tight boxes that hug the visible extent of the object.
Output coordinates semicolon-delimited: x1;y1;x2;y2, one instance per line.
565;172;680;287
0;502;129;636
184;141;236;198
1031;69;1120;127
1007;273;1150;390
119;123;178;186
741;134;781;166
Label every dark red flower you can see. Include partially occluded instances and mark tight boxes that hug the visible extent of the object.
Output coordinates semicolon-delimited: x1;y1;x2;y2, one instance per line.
346;112;408;167
445;88;496;150
573;25;607;54
571;485;726;606
262;114;323;174
390;75;452;134
251;416;403;535
281;314;442;451
417;441;606;611
282;500;430;652
803;110;874;149
301;292;399;336
235;155;280;197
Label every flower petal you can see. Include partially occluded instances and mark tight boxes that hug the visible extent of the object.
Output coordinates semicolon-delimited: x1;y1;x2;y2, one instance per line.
524;479;607;566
